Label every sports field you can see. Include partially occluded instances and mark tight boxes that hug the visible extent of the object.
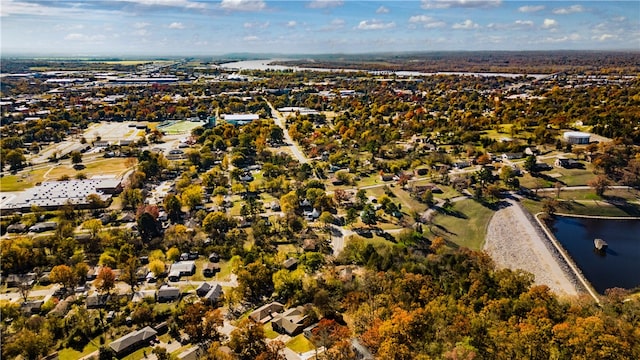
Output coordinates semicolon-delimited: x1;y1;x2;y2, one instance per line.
160;120;204;134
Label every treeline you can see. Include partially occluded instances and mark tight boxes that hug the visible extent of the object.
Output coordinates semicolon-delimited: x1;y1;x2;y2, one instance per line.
276;51;640;74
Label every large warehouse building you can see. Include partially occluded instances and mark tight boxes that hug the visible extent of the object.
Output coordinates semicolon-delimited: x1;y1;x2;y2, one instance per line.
563;131;591;144
1;177;122;213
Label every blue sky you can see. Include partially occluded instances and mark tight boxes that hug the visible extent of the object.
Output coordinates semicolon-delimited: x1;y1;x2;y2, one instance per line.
1;1;638;56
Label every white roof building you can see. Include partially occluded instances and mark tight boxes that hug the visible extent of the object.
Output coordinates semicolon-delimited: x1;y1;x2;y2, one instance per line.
1;178;122;212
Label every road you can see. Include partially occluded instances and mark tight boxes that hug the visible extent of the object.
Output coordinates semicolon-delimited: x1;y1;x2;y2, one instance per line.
265;99;310;164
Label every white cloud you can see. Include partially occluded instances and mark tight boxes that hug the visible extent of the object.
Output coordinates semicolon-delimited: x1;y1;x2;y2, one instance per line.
307;0;344;9
514;20;534;27
487;20;533;30
243;35;259;41
518;5;544;13
286;20;297;28
553;5;585;15
357;19;395;30
409;15;446;28
134;22;150;29
321;18;345;31
54;24;85;31
421;0;501;9
452;19;479;30
543;33;582;43
542;19;558;29
168;22;184;29
243;21;269;29
64;33;106;42
220;0;266;11
376;6;389;14
117;0;206;9
612;16;626;22
134;29;151;36
1;0;124;17
592;34;617;42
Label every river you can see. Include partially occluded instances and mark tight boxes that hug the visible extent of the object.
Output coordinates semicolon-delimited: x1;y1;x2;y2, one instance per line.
218;59;549;79
551;216;640;294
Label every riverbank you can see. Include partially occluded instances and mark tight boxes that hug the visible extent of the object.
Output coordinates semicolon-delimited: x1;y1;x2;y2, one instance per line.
484;198;581;297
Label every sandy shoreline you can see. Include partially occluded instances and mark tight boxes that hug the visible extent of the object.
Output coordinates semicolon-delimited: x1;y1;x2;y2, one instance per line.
484;198;580;297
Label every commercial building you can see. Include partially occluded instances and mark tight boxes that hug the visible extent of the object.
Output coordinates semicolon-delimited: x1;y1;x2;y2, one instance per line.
1;177;122;212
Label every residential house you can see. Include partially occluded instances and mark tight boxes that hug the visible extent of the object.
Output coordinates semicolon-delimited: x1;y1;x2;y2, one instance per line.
157;286;180;302
109;326;158;358
21;300;44;314
202;283;223;305
555;158;580;169
249;302;285;323
86;294;110;309
203;263;220;277
272;306;309;336
168;261;196;282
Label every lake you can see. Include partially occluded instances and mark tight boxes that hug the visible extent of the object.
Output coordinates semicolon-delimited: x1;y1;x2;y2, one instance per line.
551;216;640;294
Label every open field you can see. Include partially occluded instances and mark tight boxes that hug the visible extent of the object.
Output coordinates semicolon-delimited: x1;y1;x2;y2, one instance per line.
159;120;204;134
429;199;496;250
0;158;132;192
46;158;134;180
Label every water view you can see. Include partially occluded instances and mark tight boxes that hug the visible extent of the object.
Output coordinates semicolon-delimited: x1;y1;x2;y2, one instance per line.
551;216;640;294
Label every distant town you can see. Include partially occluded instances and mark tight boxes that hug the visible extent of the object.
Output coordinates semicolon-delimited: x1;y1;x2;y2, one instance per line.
1;52;639;360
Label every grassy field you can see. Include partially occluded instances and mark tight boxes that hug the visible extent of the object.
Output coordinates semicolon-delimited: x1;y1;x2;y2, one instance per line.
1;158;134;192
521;194;640;218
161;120;203;134
57;336;101;360
429;199;496;250
46;158;133;180
263;322;279;339
286;334;316;353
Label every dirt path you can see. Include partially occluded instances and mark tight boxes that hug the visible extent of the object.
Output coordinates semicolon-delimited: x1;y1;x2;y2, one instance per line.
484;198;579;296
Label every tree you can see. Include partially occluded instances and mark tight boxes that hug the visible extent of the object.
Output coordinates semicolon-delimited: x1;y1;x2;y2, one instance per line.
119;257;141;294
181;303;223;345
167;247;181;262
203;211;237;243
138;212;160;242
95;267;116;294
152;346;170;360
83;219;103;238
588;175;610;197
361;203;377;226
279;191;299;214
181;184;204;212
71;151;83;164
149;259;166;278
6;149;26;170
121;188;144;209
229;318;268;360
50;264;76;290
542;198;558;216
524;155;537;173
345;207;359;228
164;194;183;223
3;328;53;360
311;319;351;355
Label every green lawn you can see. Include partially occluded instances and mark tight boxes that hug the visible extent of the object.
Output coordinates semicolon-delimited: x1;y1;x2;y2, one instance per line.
286;334;316;353
263;322;279;339
58;336;101;360
521;196;640;218
429;199;496;250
